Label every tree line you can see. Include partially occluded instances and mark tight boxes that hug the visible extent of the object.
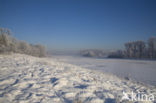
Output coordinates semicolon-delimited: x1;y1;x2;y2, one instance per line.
108;37;156;59
0;28;46;57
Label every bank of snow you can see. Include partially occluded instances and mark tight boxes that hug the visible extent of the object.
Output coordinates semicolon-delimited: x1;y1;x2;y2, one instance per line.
0;54;155;103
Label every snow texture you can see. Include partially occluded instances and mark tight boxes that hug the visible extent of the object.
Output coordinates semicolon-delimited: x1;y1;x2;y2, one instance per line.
0;54;155;103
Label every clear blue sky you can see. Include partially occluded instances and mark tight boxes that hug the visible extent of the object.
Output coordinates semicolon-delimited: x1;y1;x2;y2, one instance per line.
0;0;156;50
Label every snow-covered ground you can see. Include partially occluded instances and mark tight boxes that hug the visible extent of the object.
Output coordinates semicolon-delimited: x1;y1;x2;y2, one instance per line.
52;55;156;86
0;54;156;103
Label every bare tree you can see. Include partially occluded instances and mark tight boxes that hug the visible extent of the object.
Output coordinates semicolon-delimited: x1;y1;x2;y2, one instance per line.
125;42;134;58
136;41;145;58
148;37;156;59
125;41;145;58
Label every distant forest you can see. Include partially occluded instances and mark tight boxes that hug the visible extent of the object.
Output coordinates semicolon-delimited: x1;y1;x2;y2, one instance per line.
81;37;156;59
0;28;46;57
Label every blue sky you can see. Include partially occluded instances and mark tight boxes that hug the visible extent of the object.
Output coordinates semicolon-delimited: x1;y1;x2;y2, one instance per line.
0;0;156;50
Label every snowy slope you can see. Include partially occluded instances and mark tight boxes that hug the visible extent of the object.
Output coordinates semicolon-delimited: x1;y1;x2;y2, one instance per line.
0;54;155;103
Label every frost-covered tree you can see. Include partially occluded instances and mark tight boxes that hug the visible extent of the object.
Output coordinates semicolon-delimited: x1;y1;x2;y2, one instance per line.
148;37;156;59
135;41;145;58
17;41;31;54
125;41;145;58
0;27;46;57
125;42;133;58
0;28;12;53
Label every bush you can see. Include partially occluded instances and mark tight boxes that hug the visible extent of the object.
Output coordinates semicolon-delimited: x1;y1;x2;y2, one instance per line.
29;44;46;57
